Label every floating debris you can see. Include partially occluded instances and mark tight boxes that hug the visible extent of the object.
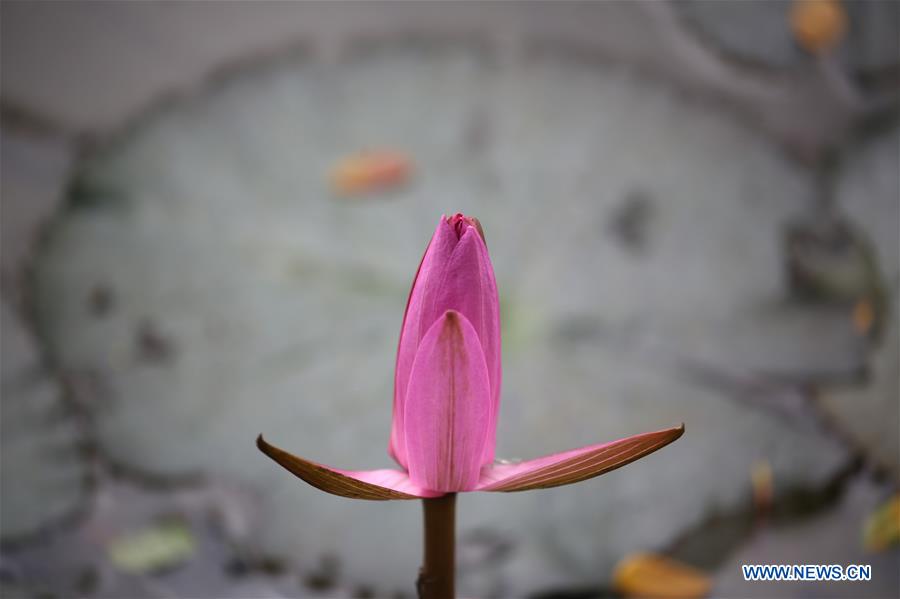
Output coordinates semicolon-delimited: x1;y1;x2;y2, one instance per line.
789;0;847;54
330;150;412;196
751;459;774;514
863;494;900;553
107;519;195;574
613;552;711;599
852;299;875;336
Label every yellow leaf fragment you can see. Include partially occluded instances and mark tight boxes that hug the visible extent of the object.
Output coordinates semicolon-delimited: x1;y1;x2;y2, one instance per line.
789;0;847;54
613;552;711;599
107;520;196;573
752;459;774;511
863;494;900;553
852;299;875;336
330;149;412;196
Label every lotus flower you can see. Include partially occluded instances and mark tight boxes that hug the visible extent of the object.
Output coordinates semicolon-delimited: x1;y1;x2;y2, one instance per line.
258;213;683;499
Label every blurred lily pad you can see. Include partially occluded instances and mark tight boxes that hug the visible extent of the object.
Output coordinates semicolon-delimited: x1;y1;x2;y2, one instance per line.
819;296;899;477
819;127;900;477
1;299;90;541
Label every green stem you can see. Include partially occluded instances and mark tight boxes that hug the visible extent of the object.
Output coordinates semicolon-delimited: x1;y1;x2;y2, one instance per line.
417;493;456;598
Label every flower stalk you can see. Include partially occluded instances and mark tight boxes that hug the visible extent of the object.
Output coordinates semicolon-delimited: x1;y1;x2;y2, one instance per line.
417;494;456;598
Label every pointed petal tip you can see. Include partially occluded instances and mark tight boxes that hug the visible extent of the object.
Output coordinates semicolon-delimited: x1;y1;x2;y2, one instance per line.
471;217;487;244
445;212;487;244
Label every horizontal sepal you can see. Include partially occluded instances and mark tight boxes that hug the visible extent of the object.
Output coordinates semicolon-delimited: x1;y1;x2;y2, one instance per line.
257;435;443;500
476;424;684;492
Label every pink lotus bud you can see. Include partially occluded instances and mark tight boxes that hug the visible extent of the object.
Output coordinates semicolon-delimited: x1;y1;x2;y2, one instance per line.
389;214;502;485
258;214;682;500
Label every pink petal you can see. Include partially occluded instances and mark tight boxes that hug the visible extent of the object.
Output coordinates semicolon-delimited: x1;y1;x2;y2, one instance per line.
404;310;492;492
391;216;502;469
390;218;458;468
437;227;502;464
476;425;685;492
257;435;442;500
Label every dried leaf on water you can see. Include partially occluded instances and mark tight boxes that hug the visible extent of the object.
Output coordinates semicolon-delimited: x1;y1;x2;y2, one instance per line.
613;552;711;599
751;459;774;512
330;150;411;196
863;494;900;553
789;0;847;54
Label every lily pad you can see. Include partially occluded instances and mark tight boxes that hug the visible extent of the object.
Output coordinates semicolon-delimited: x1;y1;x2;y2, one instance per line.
32;41;853;593
677;0;899;71
1;298;90;541
817;127;900;478
836;126;899;281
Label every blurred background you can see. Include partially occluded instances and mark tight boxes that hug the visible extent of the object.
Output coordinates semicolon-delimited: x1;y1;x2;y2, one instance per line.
1;2;898;598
